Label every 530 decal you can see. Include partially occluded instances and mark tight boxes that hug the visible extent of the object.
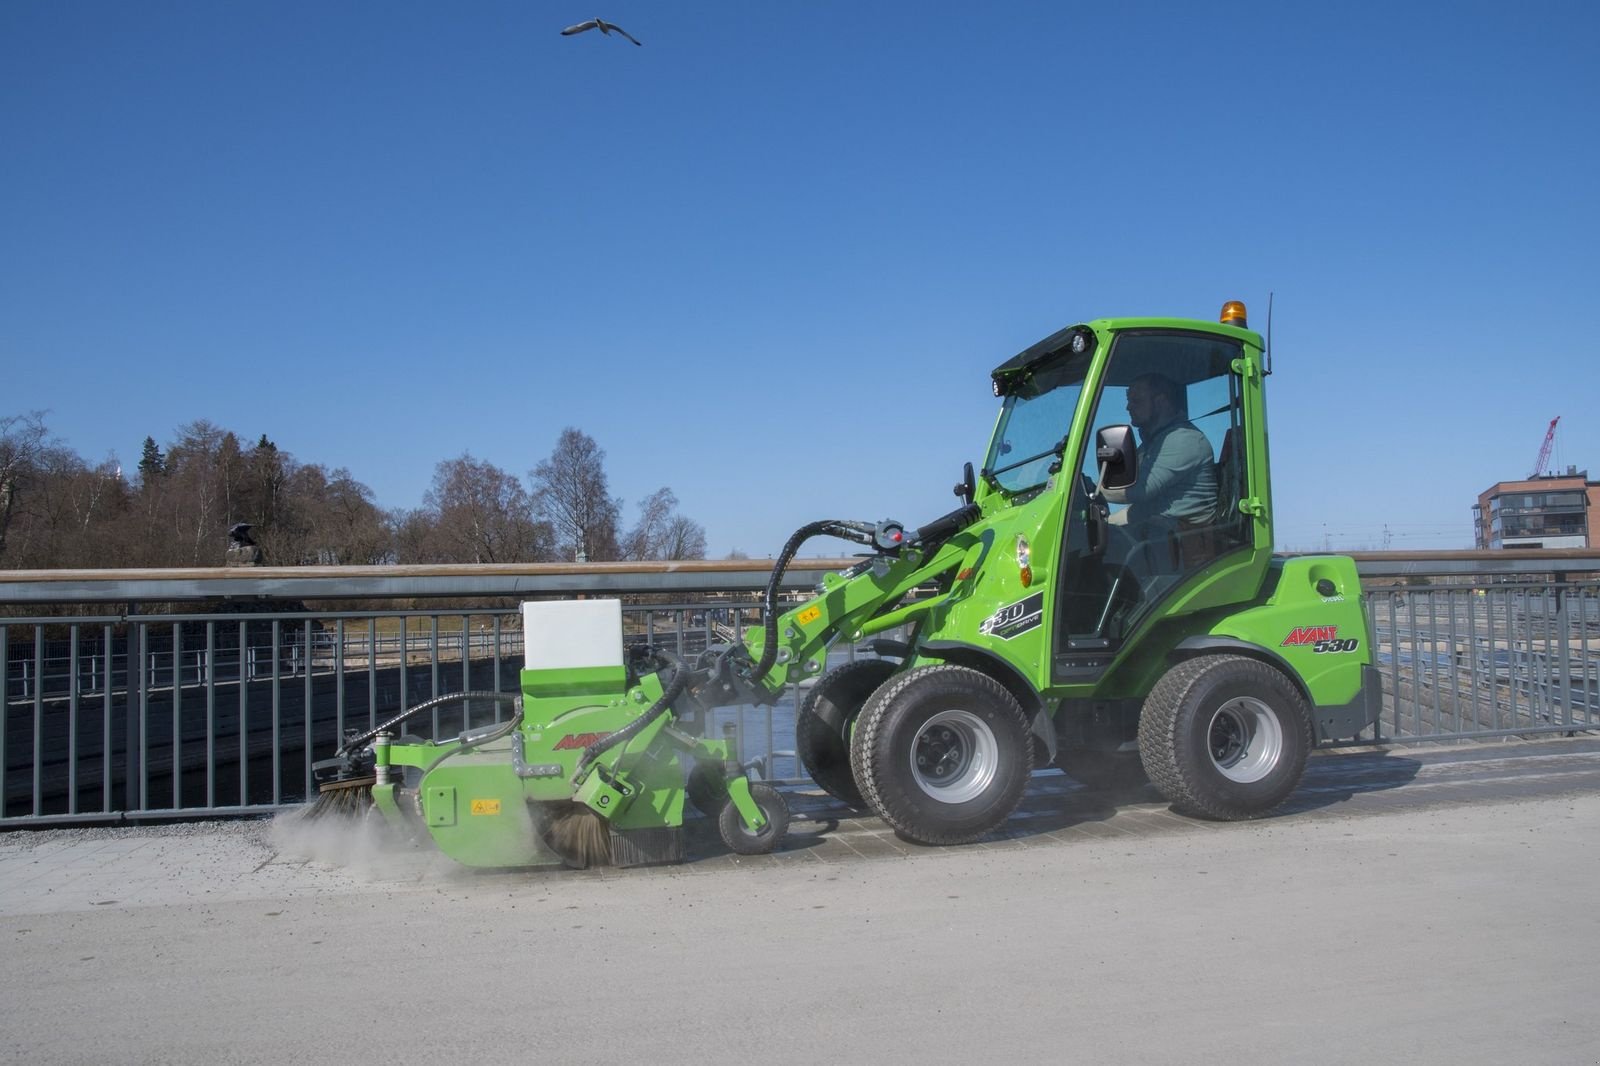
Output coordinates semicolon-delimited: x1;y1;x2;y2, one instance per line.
1281;626;1360;654
1311;638;1360;654
979;593;1044;640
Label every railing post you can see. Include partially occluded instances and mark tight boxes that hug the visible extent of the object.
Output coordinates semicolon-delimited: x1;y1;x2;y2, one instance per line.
1;625;8;818
173;621;183;810
1554;575;1573;731
135;617;148;811
32;626;43;816
69;625;80;815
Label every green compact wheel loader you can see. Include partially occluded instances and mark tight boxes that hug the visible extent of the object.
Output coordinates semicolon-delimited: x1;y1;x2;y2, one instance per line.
312;301;1379;866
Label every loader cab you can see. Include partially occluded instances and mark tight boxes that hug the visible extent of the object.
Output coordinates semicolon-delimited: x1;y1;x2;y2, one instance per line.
986;310;1268;685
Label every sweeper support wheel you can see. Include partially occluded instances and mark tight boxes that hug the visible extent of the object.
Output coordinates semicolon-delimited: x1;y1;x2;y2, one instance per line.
717;782;789;855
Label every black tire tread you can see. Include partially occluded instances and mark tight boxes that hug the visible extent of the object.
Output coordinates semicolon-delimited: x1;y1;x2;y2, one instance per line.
717;782;790;855
1137;654;1311;820
796;658;896;808
850;664;1031;845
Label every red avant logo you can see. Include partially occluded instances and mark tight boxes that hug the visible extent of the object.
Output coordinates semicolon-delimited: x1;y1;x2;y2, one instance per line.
552;732;608;751
1281;626;1338;647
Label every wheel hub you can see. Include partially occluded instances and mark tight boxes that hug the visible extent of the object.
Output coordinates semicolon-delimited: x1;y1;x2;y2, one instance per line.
1206;697;1283;784
911;709;998;803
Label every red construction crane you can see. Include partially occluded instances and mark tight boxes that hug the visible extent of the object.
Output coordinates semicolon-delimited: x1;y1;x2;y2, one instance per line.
1531;416;1560;478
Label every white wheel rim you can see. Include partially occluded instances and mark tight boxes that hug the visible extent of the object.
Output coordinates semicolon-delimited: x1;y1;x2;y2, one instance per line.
1206;697;1283;784
910;709;999;803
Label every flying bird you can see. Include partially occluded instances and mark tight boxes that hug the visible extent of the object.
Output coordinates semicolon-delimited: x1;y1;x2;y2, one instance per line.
560;18;642;46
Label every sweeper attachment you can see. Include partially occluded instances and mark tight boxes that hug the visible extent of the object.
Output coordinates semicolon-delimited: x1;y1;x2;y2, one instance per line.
309;302;1384;868
309;598;792;868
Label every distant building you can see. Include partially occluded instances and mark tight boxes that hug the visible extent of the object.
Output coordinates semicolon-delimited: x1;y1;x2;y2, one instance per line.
1473;466;1600;549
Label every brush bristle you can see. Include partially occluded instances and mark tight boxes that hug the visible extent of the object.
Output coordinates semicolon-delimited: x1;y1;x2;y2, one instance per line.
540;802;612;869
297;777;376;822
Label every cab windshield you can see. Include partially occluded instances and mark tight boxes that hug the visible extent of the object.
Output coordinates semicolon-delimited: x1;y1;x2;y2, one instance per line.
982;348;1092;494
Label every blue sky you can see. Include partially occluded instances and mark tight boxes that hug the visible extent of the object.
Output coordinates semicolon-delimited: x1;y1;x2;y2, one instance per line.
3;1;1597;557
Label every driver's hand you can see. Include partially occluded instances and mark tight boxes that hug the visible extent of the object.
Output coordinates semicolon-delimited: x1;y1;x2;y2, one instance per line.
1108;508;1130;526
1101;484;1129;504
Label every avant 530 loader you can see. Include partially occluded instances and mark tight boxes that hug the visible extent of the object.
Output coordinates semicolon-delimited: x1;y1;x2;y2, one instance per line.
313;301;1380;867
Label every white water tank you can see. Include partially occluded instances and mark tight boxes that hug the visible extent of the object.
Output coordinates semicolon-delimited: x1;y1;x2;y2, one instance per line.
521;599;624;671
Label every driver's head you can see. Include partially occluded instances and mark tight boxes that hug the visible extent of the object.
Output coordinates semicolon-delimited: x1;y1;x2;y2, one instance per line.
1126;373;1182;435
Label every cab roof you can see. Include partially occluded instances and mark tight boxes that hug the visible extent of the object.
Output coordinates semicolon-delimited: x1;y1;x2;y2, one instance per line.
990;316;1263;394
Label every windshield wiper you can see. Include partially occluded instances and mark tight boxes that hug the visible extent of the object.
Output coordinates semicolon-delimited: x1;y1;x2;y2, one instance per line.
982;437;1067;480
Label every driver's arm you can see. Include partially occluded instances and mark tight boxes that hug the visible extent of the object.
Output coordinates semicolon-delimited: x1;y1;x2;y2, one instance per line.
1124;432;1209;508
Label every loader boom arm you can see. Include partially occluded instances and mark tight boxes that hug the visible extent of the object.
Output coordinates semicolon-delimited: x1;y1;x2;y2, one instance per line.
709;534;972;706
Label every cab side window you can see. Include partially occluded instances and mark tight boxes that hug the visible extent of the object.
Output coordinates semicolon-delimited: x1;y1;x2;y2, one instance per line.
1059;331;1249;648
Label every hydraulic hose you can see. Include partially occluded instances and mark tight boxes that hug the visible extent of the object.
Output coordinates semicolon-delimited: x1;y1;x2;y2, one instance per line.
914;503;982;547
422;702;526;775
572;652;687;782
749;520;855;683
335;691;520;756
746;508;982;684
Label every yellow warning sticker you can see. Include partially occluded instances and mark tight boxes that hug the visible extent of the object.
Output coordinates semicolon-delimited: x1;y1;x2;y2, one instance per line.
470;799;502;816
796;606;822;626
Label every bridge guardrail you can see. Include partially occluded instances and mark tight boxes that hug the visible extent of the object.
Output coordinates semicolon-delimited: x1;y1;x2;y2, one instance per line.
3;552;1597;825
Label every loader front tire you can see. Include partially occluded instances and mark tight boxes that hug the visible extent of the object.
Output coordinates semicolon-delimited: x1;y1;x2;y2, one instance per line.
796;658;897;809
850;665;1031;846
1137;655;1312;820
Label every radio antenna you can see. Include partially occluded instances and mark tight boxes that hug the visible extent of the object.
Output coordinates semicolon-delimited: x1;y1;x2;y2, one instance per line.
1264;291;1274;375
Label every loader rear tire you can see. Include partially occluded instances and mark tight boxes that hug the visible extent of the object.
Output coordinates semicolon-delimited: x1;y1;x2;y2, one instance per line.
850;665;1031;845
796;658;897;809
1137;655;1312;820
718;782;790;856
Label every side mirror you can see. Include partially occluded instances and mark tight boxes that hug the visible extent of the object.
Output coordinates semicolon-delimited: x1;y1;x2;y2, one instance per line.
1096;425;1138;491
953;461;975;504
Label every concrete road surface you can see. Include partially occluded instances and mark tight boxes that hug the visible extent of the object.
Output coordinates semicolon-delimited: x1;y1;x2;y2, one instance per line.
2;742;1599;1065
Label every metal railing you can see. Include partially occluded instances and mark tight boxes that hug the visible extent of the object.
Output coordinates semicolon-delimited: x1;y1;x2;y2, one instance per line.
3;552;1597;826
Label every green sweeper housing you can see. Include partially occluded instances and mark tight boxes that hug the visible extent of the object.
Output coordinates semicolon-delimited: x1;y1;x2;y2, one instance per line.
310;302;1380;867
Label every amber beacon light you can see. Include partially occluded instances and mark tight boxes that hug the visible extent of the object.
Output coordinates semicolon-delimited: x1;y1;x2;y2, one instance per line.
1220;300;1248;328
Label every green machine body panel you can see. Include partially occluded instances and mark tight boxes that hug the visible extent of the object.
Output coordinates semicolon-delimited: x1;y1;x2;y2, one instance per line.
329;305;1377;867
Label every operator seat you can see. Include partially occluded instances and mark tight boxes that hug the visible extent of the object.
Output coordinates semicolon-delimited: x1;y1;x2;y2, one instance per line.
1215;428;1237;519
1213;427;1246;546
1168;428;1233;570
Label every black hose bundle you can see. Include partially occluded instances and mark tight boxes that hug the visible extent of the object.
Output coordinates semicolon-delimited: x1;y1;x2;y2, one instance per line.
914;503;982;547
335;690;521;756
748;519;858;683
572;652;687;781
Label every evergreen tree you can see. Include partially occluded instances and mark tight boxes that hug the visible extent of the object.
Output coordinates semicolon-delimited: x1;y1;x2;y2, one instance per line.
137;436;164;482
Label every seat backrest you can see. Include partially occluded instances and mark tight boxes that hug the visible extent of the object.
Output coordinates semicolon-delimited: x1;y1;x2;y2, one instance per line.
1216;427;1239;522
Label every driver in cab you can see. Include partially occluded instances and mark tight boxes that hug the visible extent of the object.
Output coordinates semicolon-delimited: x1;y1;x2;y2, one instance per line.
1102;372;1217;535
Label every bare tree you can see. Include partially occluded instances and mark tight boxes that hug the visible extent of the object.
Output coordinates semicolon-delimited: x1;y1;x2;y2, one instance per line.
244;434;288;533
0;422;132;570
530;429;622;562
34;451;126;567
622;487;675;560
422;453;551;563
659;514;708;560
388;506;437;565
622;487;707;560
315;468;392;564
158;420;232;564
0;411;52;562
